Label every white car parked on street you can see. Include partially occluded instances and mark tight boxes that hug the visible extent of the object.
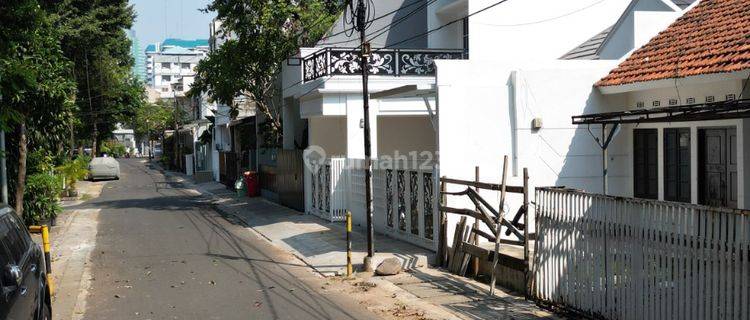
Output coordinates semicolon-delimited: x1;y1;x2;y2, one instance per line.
89;157;120;180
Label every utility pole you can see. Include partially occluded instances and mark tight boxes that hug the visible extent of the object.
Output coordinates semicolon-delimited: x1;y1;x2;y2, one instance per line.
84;52;97;156
173;86;180;170
349;0;375;271
1;130;7;205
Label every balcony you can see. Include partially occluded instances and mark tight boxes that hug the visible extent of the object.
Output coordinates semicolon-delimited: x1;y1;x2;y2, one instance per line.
302;47;466;82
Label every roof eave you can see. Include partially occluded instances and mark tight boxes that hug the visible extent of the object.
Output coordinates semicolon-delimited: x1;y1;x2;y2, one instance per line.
597;70;750;95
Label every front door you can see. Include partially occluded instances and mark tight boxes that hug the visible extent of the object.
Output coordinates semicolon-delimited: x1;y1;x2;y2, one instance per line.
699;128;737;208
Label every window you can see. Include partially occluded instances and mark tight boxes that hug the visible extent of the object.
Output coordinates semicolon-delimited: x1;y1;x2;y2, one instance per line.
0;215;29;264
161;62;171;69
162;75;171;82
664;128;691;202
634;129;658;199
181;63;191;69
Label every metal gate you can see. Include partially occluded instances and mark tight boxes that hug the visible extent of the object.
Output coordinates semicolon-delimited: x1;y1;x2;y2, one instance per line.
277;150;304;211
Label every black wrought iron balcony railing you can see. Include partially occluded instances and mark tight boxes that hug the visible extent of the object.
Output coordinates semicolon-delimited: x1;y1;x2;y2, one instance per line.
302;47;466;82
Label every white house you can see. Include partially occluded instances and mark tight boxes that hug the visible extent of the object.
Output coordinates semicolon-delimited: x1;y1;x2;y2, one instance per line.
112;123;137;155
282;0;698;251
582;0;750;208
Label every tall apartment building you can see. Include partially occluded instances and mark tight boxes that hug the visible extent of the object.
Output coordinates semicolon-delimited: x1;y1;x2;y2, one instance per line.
144;38;209;98
126;29;146;82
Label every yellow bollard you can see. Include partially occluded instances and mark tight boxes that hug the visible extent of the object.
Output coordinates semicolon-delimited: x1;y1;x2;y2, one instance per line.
346;211;353;277
29;225;54;295
41;225;53;295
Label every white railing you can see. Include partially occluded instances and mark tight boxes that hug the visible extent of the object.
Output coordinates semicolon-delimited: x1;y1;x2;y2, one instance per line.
306;158;347;222
372;159;437;250
304;157;438;249
533;187;750;320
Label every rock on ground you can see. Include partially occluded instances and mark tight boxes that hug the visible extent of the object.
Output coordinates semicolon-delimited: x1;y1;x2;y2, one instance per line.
375;258;402;276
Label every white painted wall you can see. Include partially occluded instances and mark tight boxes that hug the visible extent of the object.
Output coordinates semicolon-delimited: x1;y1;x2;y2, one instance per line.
466;0;631;62
427;0;466;49
598;0;680;60
435;58;622;244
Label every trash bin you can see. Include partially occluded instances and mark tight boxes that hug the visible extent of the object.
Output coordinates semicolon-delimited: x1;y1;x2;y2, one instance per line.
243;171;259;197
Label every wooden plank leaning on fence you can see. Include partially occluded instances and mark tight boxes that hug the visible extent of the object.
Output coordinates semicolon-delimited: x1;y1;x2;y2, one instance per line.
490;156;509;296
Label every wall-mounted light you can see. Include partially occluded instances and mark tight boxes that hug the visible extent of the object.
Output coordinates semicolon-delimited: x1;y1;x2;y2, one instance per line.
531;117;543;131
359;118;364;128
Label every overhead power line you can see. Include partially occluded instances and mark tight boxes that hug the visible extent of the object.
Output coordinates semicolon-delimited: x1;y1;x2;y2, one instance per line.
374;0;512;52
285;0;513;93
316;0;425;44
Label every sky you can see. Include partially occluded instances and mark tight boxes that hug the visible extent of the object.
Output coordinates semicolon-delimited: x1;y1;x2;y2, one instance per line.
129;0;216;48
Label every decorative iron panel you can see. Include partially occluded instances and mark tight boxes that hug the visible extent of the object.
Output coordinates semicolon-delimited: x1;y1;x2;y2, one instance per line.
386;169;394;228
303;58;316;82
399;52;464;76
311;168;317;210
410;171;419;236
397;170;406;231
329;50;361;75
423;172;433;240
302;48;464;82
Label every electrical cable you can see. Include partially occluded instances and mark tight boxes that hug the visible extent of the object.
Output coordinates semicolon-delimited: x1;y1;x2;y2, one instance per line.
475;0;607;27
328;0;424;42
323;0;437;46
372;0;512;53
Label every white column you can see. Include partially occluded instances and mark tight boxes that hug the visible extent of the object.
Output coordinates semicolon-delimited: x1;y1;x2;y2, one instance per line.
346;94;378;159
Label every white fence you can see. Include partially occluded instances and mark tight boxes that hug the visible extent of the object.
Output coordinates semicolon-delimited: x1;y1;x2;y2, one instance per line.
307;158;347;222
305;157;438;249
533;187;750;320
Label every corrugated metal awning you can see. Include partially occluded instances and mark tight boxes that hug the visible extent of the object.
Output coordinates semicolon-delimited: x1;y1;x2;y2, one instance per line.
572;99;750;125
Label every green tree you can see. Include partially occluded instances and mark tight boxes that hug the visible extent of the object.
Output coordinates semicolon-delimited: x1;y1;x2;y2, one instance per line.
42;0;143;156
190;0;340;146
0;0;77;217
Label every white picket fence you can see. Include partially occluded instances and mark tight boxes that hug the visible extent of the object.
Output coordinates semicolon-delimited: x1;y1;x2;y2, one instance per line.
533;187;750;320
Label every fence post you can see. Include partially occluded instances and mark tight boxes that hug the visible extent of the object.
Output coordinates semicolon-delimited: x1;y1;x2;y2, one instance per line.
490;156;509;296
523;168;530;298
472;166;480;278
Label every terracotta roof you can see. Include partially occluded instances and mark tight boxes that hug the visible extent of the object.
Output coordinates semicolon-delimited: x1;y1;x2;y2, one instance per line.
596;0;750;87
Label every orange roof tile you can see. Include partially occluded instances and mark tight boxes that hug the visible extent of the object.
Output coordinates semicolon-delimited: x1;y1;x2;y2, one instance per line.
596;0;750;87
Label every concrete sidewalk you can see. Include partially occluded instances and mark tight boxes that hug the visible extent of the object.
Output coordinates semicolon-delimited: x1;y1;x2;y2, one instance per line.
161;166;558;320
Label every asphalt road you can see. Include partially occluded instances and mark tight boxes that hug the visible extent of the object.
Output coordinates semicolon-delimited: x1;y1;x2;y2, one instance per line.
78;159;380;320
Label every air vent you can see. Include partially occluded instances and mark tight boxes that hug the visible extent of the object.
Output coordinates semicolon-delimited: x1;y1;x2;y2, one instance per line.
652;100;661;107
686;97;696;104
669;99;678;106
636;101;645;108
726;94;736;101
706;96;715;103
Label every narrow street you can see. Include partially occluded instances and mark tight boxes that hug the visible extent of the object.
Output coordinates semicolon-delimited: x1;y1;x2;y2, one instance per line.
63;159;380;320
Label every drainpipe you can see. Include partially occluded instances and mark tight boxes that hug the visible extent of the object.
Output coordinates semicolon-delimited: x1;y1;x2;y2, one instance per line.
602;123;608;195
